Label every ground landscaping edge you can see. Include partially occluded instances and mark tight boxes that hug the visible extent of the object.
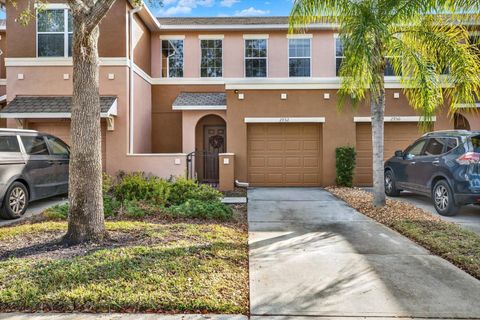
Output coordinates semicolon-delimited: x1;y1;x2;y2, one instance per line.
326;187;480;280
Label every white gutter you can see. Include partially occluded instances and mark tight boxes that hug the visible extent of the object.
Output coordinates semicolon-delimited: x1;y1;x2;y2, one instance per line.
128;5;143;154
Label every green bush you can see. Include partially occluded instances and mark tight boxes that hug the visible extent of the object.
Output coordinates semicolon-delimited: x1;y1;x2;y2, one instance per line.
43;203;69;220
104;194;122;218
123;201;148;218
336;147;356;187
168;199;233;221
168;178;222;206
114;173;170;206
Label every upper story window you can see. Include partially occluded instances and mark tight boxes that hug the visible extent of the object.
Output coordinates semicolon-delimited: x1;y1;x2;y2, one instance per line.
289;37;311;77
161;39;184;78
336;36;401;76
37;8;73;57
245;38;267;78
201;39;223;78
335;36;344;76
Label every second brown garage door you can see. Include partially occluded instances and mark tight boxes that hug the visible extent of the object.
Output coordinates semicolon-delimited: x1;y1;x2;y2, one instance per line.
355;122;422;186
247;123;322;186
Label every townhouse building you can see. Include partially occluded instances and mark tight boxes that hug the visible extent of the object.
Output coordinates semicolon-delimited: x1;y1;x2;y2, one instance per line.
0;0;478;189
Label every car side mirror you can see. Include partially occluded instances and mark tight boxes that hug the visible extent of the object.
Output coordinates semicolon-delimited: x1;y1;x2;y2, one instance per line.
395;150;404;158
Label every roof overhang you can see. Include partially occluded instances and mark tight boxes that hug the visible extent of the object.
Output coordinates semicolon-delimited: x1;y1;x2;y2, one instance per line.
128;1;161;31
172;92;227;111
0;97;118;119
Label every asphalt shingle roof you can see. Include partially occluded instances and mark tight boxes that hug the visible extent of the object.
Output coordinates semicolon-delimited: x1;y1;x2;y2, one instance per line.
158;17;290;26
1;96;117;114
173;92;226;107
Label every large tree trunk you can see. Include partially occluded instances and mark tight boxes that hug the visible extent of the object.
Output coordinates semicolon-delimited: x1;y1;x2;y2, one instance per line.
371;76;386;207
63;23;106;245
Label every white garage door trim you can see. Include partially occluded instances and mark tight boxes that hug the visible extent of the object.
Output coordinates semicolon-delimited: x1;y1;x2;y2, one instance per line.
245;117;326;123
354;116;436;123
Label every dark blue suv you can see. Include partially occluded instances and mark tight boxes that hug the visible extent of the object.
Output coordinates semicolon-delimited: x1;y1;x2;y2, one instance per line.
384;130;480;216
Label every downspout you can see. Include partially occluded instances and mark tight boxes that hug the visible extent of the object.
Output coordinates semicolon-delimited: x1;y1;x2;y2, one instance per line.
128;5;143;154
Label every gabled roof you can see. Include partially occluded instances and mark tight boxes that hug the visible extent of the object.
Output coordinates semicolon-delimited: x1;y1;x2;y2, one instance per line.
172;92;226;110
0;96;118;118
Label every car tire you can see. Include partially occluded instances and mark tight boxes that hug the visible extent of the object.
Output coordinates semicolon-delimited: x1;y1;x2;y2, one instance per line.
384;170;401;197
0;182;29;220
432;180;459;217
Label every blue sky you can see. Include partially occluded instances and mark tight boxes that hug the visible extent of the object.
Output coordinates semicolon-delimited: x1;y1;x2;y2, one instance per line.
0;0;293;19
150;0;293;17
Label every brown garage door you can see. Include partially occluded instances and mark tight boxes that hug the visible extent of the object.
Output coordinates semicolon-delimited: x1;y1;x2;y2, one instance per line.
28;120;107;169
355;122;422;186
247;123;322;186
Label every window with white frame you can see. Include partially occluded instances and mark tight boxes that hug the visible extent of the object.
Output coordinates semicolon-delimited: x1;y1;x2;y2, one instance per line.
162;39;184;78
245;39;267;77
289;38;311;77
37;8;73;57
335;36;344;76
336;36;401;76
201;39;223;78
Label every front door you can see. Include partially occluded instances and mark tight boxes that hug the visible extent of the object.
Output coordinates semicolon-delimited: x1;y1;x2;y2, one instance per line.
203;126;226;183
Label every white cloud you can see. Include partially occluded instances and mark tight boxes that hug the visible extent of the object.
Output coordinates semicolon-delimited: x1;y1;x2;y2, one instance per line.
234;7;270;17
220;0;240;7
158;0;215;16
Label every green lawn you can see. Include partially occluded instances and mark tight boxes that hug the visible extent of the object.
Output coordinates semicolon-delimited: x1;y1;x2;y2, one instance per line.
327;187;480;280
0;220;248;314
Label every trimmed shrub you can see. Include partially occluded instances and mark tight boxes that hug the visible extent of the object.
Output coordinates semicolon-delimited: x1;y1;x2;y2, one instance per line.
168;178;222;206
167;199;233;221
43;203;69;220
123;201;148;218
104;194;122;218
336;146;356;187
114;173;170;206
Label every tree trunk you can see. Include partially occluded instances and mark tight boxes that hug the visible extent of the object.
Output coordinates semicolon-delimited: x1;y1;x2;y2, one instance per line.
371;76;386;207
63;23;107;245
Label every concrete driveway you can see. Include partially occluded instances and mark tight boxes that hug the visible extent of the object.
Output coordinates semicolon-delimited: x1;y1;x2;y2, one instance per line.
0;196;67;227
249;188;480;319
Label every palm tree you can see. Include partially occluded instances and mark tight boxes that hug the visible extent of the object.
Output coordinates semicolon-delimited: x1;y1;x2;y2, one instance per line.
290;0;480;207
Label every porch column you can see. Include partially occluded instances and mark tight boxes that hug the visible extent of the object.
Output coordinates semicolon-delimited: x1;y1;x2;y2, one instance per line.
219;153;235;192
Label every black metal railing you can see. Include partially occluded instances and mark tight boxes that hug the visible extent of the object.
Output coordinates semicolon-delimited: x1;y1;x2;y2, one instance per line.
186;151;220;185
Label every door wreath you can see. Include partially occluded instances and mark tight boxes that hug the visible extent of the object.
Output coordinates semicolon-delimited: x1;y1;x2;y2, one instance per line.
209;135;225;149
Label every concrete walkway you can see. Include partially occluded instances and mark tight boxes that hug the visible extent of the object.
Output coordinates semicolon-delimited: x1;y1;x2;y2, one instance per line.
248;188;480;319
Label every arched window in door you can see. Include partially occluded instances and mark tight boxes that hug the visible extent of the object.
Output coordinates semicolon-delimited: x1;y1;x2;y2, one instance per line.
454;113;471;131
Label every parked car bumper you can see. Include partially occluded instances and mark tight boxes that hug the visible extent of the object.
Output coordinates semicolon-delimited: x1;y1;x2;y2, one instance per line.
454;193;480;205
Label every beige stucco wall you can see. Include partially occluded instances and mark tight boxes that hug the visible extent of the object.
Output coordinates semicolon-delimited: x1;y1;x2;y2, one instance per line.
182;110;227;154
224;89;480;186
133;73;152;153
152;30;338;79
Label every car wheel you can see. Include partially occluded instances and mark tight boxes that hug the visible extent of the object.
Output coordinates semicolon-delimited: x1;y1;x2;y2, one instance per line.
384;170;400;197
0;182;29;220
432;180;459;217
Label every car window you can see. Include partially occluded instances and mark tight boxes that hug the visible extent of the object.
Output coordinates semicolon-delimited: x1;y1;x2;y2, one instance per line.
21;136;50;156
424;138;445;156
445;138;458;152
46;136;69;156
472;136;480;153
0;136;20;152
405;139;427;158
